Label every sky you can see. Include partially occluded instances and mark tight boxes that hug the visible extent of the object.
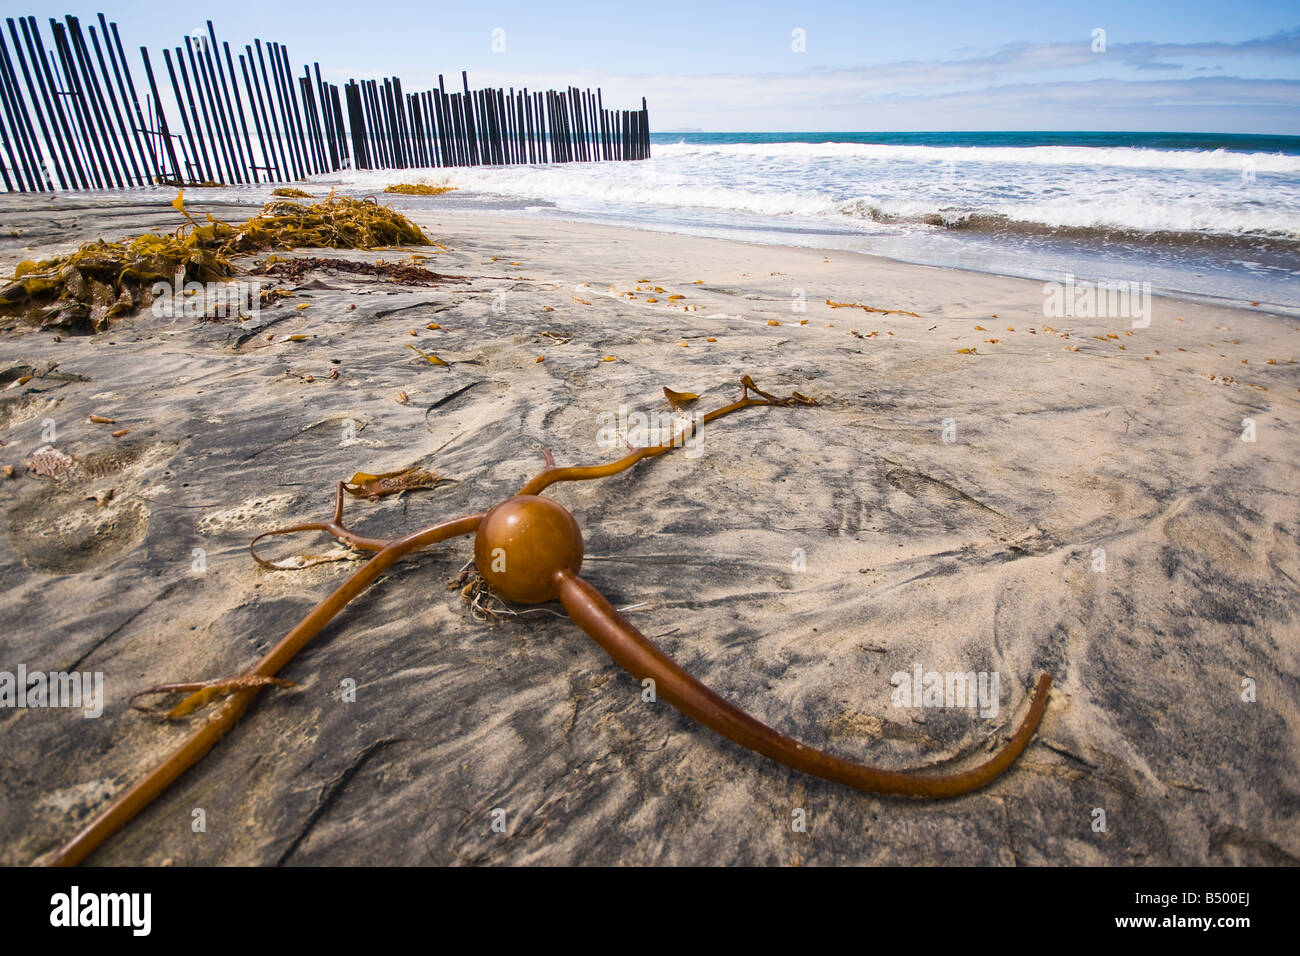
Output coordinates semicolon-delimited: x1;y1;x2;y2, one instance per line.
35;0;1300;133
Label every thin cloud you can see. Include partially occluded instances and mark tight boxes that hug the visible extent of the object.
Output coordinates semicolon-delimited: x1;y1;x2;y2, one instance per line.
362;28;1300;133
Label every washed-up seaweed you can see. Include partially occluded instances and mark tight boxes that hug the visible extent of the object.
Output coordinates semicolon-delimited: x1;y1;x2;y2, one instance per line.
0;193;434;334
342;467;445;499
45;375;1052;867
826;299;921;318
222;196;430;253
251;255;461;287
1;229;234;333
406;343;449;366
382;183;457;196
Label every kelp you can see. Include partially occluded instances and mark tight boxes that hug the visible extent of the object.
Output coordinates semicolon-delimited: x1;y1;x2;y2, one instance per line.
0;192;433;334
383;183;457;196
826;300;921;318
221;196;431;254
252;255;459;286
662;387;699;410
343;467;445;499
43;375;1052;867
406;343;449;366
269;187;313;198
1;230;235;333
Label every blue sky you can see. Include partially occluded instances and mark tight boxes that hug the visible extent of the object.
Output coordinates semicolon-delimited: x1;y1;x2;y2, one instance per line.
45;0;1300;132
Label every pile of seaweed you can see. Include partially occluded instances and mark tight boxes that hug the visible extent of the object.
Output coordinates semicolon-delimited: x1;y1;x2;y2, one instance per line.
383;183;457;196
0;192;432;334
269;187;313;198
252;255;461;286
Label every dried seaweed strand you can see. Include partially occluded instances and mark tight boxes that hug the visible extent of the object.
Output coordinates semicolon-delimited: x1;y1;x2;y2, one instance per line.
825;299;921;318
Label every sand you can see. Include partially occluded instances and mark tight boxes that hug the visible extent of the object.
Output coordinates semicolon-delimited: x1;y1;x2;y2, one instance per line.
0;191;1297;865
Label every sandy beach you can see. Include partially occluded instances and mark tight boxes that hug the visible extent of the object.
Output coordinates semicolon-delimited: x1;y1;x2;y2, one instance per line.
1;189;1297;865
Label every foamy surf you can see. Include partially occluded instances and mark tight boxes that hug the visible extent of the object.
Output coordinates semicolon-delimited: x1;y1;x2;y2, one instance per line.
308;131;1300;309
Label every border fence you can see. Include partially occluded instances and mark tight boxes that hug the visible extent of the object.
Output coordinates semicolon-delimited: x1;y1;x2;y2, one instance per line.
0;13;651;192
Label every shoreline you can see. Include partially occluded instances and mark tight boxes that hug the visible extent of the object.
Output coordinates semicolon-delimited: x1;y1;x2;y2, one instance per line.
1;192;1297;865
498;206;1300;319
2;188;1297;322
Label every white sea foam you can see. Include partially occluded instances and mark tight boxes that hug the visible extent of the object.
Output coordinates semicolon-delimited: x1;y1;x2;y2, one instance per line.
306;138;1300;307
650;140;1300;175
331;139;1300;240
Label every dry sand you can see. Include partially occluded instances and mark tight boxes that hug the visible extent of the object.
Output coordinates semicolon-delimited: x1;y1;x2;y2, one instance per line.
0;191;1297;865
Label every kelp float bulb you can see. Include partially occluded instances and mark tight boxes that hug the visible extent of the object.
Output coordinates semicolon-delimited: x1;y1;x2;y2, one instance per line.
473;495;583;603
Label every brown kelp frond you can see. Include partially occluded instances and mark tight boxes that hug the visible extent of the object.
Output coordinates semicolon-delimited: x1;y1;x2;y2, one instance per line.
249;467;449;567
251;255;458;286
248;472;448;570
0;191;433;334
129;675;297;721
259;287;297;309
343;466;446;499
736;374;819;408
517;375;820;496
383;183;457;195
405;343;449;366
269;187;313;198
825;299;921;318
662;387;699;410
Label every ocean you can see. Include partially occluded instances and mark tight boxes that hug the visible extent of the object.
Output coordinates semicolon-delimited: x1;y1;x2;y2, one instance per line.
339;130;1300;314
